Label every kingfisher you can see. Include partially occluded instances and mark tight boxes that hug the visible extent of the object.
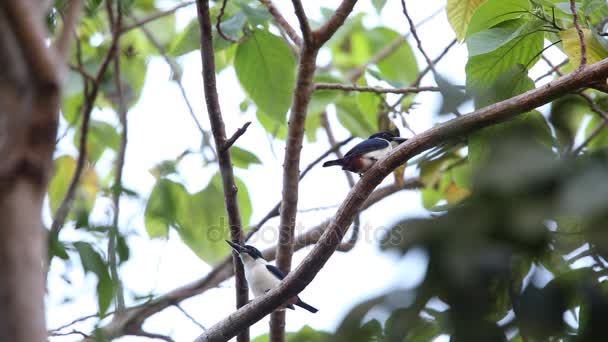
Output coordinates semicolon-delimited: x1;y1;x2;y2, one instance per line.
226;240;318;313
322;131;407;174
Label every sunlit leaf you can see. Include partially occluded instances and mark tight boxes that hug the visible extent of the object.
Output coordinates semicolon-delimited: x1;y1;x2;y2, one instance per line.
447;0;488;41
465;0;530;37
235;30;296;122
560;27;608;68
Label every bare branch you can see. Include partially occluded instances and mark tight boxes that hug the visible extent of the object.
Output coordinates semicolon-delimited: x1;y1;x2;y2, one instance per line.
259;0;302;47
290;0;312;45
120;1;195;33
222;122;251;151
313;0;358;47
195;1;249;341
400;0;437;77
50;6;121;236
314;83;447;94
570;0;587;69
535;57;567;82
195;57;608;342
216;0;244;43
176;304;207;331
411;38;457;87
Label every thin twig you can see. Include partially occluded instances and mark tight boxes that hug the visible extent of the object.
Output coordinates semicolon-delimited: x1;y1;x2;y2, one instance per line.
132;330;175;342
222;122;251;151
570;0;587;69
195;1;249;341
411;38;457;87
259;0;302;47
175;304;207;331
400;0;437;77
314;83;446;94
135;20;206;135
216;0;243;43
108;0;126;313
535;58;568;82
50;10;122;236
120;1;195;33
346;6;443;82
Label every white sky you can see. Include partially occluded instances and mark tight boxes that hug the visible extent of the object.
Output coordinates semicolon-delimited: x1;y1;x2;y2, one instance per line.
46;1;567;341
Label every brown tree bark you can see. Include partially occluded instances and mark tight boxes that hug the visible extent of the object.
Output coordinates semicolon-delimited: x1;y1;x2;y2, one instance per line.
0;1;78;340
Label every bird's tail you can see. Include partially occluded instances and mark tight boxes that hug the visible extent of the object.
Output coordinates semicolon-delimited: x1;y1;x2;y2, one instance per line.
322;159;343;167
295;299;318;313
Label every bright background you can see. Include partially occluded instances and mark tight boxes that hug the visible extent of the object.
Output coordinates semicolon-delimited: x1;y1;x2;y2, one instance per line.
46;0;565;340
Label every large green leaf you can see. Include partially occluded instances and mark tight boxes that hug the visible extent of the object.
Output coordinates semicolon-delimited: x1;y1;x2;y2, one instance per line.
466;20;544;94
257;110;287;140
465;0;530;37
144;175;252;264
144;179;188;238
368;27;418;84
73;241;113;315
234;30;296;122
447;0;488;41
336;96;376;138
559;28;608;68
230;146;261;169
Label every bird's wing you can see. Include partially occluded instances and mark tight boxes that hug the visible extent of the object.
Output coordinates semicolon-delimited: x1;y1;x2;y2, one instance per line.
266;264;286;280
344;138;390;158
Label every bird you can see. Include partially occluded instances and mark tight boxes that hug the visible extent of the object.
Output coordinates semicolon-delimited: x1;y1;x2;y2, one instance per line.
322;130;407;175
225;240;318;313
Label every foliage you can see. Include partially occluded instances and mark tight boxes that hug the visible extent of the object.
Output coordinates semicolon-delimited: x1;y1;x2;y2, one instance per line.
43;0;608;340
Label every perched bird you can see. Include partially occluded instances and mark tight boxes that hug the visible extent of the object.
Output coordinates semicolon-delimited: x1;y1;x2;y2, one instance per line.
322;131;407;174
226;240;318;313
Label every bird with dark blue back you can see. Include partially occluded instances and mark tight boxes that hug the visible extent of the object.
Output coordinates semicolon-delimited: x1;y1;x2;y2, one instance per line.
226;240;318;313
322;130;407;175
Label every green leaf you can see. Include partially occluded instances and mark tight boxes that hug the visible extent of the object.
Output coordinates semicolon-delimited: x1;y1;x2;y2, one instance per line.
144;179;188;238
230;146;261;169
336;96;376;137
168;19;199;57
584;115;608;151
372;0;388;13
447;0;488;41
466;20;544;94
235;30;296;122
368;27;418;84
238;1;273;26
560;27;608;68
257;110;287;139
465;0;530;37
175;174;252;264
73;241;113;315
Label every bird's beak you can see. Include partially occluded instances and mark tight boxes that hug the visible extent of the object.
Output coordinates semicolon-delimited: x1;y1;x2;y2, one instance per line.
226;240;245;253
392;137;407;144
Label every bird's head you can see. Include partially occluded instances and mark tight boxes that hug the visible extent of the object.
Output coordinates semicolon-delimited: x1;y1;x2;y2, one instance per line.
226;240;264;261
369;131;407;144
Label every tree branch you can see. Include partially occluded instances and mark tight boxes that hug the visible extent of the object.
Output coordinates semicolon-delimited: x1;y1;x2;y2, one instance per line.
195;1;249;341
216;0;244;43
313;0;358;47
259;0;302;47
400;0;437;77
314;83;446;94
570;0;586;69
108;0;126;314
195;57;608;342
222;121;251;151
290;0;312;45
50;11;121;236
